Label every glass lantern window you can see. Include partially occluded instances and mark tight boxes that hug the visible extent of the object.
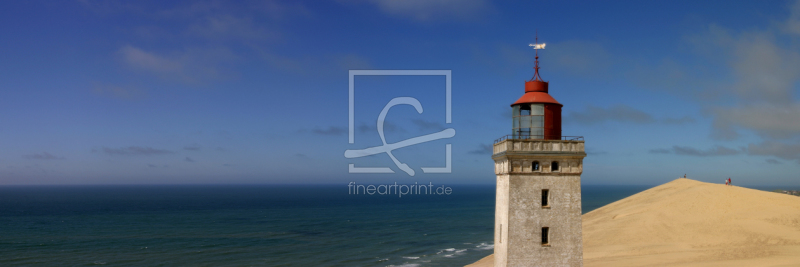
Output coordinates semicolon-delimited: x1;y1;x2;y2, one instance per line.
512;104;546;139
531;104;544;115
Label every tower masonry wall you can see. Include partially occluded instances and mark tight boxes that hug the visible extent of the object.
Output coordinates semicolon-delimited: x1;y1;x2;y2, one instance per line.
494;174;509;267
506;174;582;267
493;139;586;267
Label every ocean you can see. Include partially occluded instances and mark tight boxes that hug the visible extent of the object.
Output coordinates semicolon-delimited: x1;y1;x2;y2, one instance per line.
0;184;653;266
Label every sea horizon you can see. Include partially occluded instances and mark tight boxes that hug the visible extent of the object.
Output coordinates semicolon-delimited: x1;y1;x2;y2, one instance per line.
2;182;791;266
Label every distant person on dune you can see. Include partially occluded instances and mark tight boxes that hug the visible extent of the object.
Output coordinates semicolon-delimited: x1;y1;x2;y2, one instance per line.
725;179;728;185
728;178;732;186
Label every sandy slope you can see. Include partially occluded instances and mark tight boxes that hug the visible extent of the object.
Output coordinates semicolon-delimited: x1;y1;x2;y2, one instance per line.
467;178;800;267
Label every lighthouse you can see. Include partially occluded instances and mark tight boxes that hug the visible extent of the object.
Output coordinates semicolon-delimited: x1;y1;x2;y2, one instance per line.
492;37;587;267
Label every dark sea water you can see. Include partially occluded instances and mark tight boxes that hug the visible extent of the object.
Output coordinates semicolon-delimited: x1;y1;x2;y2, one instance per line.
0;184;653;266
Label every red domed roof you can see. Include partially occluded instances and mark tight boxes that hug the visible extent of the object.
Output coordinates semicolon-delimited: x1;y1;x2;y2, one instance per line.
511;91;562;106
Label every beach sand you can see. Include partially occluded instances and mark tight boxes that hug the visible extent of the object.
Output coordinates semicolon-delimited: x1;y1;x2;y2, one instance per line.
466;178;800;266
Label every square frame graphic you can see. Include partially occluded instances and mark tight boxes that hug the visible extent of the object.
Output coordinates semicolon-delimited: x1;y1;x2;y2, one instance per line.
348;70;452;174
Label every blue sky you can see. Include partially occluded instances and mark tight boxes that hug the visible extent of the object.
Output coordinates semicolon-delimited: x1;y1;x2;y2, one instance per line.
2;0;800;186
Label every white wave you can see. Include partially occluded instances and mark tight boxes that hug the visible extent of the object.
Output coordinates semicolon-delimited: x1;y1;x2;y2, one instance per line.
402;256;420;259
387;264;420;267
475;242;494;250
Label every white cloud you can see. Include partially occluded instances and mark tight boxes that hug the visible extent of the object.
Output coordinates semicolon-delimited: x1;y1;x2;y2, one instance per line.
565;105;695;125
119;45;237;84
547;40;613;77
747;141;800;163
186;14;279;42
120;45;182;74
335;54;373;70
785;0;800;36
712;104;800;140
727;31;800;104
672;145;741;156
567;105;654;124
648;145;742;156
22;152;65;160
100;146;174;156
92;83;146;100
368;0;490;22
254;49;372;75
82;1;314;84
634;7;800;141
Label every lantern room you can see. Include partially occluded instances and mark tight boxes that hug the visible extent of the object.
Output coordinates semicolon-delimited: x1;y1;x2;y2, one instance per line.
511;48;562;140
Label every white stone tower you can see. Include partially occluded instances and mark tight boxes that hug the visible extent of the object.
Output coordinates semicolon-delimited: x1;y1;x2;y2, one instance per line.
492;38;586;267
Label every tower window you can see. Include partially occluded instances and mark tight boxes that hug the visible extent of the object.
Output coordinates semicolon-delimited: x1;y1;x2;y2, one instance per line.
551;161;559;172
542;189;549;207
541;227;550;246
532;161;540;171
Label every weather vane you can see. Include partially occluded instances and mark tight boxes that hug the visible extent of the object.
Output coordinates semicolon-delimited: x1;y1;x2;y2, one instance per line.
528;32;546;81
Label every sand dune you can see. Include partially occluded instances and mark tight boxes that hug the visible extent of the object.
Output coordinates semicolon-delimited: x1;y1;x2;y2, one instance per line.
467;178;800;266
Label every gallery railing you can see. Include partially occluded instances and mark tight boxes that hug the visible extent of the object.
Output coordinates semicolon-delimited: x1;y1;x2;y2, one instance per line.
494;135;584;144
